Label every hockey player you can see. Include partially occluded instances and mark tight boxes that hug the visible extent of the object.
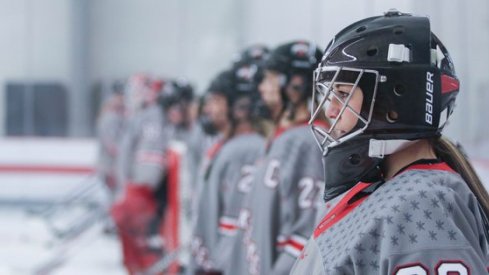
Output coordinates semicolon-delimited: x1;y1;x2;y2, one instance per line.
231;41;327;275
291;10;489;274
159;78;195;142
192;45;270;274
147;78;200;273
96;81;126;199
189;69;235;272
186;103;217;190
110;74;169;274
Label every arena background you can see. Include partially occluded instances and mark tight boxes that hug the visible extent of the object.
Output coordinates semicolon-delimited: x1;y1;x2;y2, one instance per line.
0;0;488;142
0;0;488;274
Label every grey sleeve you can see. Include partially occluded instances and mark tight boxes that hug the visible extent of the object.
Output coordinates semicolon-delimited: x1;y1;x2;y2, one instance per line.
191;149;229;270
115;122;136;186
132;112;168;188
205;152;230;265
272;140;324;275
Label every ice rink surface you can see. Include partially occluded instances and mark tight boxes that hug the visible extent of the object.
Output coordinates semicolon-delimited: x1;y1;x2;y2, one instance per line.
0;140;487;275
0;175;126;275
0;139;126;274
0;209;125;275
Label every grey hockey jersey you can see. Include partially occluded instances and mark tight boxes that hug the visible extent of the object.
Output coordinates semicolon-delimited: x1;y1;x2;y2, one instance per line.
188;137;225;273
191;133;266;271
180;124;216;188
235;123;325;275
116;104;168;189
290;162;489;275
214;133;266;273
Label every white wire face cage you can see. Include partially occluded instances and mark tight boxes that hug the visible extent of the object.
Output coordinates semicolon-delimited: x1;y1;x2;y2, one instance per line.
309;65;380;155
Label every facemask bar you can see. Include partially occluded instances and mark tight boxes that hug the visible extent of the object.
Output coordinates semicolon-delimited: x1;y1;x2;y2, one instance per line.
309;65;380;154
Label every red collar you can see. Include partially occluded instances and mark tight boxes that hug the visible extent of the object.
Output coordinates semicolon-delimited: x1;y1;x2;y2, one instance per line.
266;120;309;151
272;119;309;140
398;162;455;175
206;140;225;159
314;182;371;238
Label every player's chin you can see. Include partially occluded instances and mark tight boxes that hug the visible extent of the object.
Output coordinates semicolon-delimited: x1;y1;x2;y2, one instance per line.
331;129;348;139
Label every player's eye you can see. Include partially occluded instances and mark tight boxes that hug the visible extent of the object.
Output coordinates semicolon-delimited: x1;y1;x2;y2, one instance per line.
334;90;349;101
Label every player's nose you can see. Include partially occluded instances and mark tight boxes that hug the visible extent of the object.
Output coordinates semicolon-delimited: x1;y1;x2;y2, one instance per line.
326;99;340;120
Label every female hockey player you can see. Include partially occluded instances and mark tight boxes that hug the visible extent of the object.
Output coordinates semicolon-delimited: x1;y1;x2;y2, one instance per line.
228;40;328;275
291;10;489;274
192;45;271;275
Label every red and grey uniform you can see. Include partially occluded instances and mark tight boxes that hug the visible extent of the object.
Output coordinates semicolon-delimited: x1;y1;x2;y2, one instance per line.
291;161;489;274
96;103;125;194
192;133;266;272
111;103;169;273
187;124;217;187
212;133;265;274
127;104;168;187
232;123;324;275
189;136;226;271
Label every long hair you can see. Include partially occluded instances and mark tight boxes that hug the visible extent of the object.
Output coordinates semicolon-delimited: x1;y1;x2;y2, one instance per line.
433;136;489;234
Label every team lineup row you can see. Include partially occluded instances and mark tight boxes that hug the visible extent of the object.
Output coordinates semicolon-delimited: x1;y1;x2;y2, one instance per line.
96;10;489;275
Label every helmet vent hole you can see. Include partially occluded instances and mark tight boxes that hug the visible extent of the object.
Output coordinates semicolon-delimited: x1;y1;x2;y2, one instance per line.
349;154;361;165
393;27;405;35
366;47;378;57
356;26;367;33
386;111;399;123
393;84;405;96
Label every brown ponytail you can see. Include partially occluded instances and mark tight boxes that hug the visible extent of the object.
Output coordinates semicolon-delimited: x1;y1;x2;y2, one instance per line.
433;136;489;220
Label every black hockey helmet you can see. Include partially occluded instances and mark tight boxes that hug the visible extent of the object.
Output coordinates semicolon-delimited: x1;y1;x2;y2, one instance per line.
264;40;323;101
232;44;270;92
206;58;266;116
230;53;270;122
199;70;235;135
159;78;194;109
232;45;268;96
205;69;235;104
309;10;460;200
233;44;270;67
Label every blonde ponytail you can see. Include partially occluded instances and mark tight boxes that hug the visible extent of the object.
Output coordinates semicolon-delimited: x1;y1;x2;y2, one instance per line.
433;136;489;221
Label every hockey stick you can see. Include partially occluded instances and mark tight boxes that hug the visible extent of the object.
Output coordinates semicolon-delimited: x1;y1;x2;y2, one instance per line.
49;207;107;241
42;188;106;238
33;218;103;275
26;174;102;218
142;247;183;275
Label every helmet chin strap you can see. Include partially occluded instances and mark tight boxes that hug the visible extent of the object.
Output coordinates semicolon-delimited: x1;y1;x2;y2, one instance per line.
368;139;419;158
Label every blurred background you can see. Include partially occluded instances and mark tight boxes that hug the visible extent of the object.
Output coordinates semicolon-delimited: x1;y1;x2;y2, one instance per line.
0;0;488;142
0;0;488;274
